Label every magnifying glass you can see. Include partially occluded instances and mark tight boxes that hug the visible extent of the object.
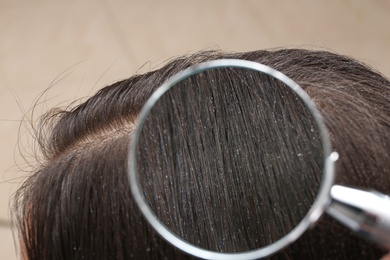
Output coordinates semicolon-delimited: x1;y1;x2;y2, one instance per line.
128;59;390;260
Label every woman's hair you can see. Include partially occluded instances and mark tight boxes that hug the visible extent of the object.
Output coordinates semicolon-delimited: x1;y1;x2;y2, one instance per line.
136;65;324;253
12;49;390;259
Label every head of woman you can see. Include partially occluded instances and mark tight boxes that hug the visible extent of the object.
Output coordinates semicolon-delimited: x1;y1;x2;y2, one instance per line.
13;49;390;259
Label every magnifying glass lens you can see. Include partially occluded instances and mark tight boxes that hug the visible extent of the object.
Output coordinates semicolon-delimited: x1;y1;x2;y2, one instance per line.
134;67;323;253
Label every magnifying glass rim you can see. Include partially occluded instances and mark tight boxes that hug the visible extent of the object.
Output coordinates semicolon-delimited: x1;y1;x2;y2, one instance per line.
128;59;335;260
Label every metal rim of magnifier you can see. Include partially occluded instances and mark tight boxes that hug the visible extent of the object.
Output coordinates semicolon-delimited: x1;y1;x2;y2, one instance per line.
128;59;336;260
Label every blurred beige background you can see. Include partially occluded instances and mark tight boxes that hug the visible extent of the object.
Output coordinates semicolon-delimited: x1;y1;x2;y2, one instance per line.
1;1;389;259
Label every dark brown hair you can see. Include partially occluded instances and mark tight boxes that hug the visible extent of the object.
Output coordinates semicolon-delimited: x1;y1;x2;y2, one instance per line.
136;65;324;253
13;49;390;259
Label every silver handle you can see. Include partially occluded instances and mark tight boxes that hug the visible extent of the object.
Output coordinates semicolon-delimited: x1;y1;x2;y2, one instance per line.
327;185;390;249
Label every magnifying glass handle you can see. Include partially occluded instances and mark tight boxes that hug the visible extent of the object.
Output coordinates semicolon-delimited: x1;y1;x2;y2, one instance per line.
327;185;390;250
